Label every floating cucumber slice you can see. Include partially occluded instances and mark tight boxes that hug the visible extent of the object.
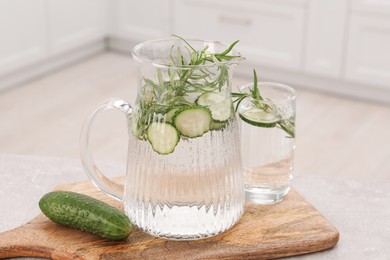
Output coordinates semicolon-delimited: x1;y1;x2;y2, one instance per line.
147;122;179;154
173;106;212;138
239;108;279;128
165;107;180;123
196;92;231;122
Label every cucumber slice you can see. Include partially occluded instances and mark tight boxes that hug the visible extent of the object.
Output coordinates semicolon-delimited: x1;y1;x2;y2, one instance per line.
147;122;179;154
165;107;180;123
239;108;279;128
173;106;212;138
196;92;232;122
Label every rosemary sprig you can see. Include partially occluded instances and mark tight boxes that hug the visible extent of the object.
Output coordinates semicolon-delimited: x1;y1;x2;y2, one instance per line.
134;36;241;139
232;70;295;138
232;70;268;112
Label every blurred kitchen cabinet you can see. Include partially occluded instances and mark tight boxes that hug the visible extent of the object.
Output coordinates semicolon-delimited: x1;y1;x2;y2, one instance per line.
304;0;348;77
345;5;390;88
0;0;108;90
0;0;48;77
47;0;107;55
111;0;171;42
173;0;306;70
351;0;390;15
1;0;389;102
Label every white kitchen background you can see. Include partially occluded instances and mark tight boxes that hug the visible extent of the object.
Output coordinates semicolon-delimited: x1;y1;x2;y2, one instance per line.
1;0;390;102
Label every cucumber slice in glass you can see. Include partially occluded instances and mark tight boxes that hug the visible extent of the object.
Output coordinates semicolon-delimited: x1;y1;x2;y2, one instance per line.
239;108;279;128
196;92;231;122
147;122;179;155
173;106;212;138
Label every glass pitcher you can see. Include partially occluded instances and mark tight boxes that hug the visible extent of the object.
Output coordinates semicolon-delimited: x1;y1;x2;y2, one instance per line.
80;38;245;240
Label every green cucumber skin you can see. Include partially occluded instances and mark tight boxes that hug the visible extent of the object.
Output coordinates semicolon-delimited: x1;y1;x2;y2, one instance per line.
238;113;277;128
39;191;132;241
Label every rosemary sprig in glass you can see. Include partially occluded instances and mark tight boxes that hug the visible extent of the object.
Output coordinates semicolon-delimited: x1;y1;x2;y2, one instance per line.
232;70;295;138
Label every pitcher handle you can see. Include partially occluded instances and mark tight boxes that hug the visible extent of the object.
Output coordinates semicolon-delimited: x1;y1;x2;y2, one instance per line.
80;98;132;201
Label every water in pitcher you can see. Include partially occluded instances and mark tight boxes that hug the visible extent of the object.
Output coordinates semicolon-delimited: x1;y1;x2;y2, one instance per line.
125;117;244;240
80;38;245;240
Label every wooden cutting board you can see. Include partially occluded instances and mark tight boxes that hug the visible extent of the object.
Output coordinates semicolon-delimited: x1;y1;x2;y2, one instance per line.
0;179;339;259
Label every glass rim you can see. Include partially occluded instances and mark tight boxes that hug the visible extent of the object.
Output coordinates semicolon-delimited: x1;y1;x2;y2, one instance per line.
239;81;296;103
131;37;245;69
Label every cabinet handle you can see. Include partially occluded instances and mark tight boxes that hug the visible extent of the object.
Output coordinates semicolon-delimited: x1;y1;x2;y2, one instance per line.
219;15;253;26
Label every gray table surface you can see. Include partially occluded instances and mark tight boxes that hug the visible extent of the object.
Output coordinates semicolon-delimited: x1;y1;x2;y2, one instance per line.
0;154;389;259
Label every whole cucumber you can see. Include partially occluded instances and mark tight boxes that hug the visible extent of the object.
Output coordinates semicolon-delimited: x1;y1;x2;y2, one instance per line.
39;191;132;241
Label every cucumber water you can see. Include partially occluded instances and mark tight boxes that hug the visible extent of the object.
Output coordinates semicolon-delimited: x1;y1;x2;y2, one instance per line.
130;36;241;155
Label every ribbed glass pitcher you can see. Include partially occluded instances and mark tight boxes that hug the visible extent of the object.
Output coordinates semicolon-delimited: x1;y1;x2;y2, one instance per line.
80;37;245;240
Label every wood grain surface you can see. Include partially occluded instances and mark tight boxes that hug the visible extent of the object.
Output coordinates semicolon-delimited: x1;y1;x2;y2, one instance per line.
0;179;339;259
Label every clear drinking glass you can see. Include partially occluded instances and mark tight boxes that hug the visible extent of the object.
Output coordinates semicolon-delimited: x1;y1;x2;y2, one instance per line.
80;38;245;240
238;82;296;204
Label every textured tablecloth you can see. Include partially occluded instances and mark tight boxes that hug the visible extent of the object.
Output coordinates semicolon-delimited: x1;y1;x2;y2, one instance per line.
0;154;389;259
